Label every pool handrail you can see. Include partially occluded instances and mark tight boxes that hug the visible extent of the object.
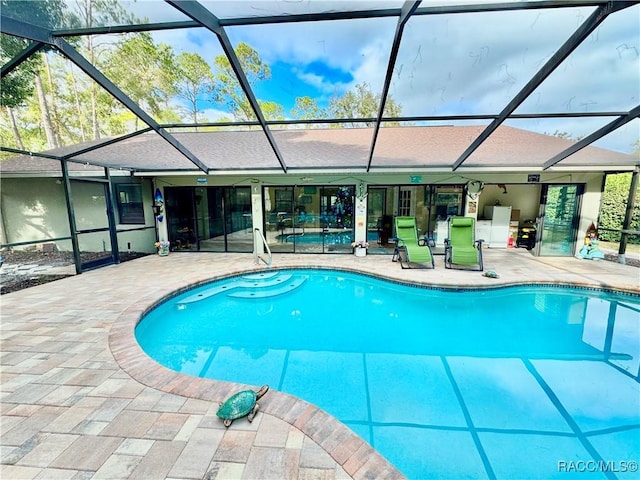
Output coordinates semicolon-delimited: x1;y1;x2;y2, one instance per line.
254;227;273;266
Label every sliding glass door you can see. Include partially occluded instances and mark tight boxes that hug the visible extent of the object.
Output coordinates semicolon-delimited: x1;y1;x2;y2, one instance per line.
164;186;252;252
535;184;583;256
263;185;355;253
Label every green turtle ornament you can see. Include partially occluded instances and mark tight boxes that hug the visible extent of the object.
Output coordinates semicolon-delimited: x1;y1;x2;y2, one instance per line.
483;270;499;279
216;385;269;427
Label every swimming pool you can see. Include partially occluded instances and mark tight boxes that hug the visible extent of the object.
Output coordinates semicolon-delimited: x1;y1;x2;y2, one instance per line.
136;269;640;479
276;231;354;244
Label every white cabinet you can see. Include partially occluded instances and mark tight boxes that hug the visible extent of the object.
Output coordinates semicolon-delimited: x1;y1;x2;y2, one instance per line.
435;220;449;247
476;220;492;244
478;206;512;248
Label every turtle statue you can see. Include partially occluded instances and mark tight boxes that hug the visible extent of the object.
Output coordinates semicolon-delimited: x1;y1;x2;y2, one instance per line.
483;270;499;279
216;385;269;427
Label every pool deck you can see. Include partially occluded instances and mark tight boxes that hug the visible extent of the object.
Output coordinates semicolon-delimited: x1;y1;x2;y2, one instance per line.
1;249;638;480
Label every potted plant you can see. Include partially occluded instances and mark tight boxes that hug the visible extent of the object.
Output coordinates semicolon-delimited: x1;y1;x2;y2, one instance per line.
351;240;369;257
155;240;170;256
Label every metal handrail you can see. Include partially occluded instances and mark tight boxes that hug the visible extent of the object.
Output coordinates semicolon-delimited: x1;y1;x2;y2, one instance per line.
253;228;272;266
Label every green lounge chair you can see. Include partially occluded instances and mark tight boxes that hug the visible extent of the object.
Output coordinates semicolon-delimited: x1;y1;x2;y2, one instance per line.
444;216;484;271
392;216;435;269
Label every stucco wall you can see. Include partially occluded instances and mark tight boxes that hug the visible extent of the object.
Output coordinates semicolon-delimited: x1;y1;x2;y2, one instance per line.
0;178;70;247
1;177;157;253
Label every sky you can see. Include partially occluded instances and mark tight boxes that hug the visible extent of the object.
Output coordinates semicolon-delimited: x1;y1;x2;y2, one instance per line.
125;1;639;154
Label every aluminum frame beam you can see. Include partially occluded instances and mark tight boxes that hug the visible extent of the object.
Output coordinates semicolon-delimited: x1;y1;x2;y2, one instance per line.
0;15;210;174
366;0;421;172
2;1;638;173
166;0;288;173
543;106;640;170
451;1;637;171
53;38;210;173
1;40;45;77
50;1;614;37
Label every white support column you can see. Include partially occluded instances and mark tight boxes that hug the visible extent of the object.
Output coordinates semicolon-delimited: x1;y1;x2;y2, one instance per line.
251;182;264;253
355;182;368;242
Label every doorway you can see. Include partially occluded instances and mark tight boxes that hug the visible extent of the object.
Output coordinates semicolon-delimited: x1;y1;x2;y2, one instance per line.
535;184;583;256
164;186;252;252
70;179;117;269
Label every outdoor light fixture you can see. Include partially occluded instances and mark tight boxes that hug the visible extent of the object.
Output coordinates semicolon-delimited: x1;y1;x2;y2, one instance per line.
152;202;163;216
498;184;508;194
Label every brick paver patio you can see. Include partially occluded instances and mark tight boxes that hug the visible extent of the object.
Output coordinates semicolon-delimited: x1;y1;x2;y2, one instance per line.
2;250;638;479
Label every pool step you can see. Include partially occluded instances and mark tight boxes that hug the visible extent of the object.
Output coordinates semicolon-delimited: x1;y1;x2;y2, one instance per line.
179;284;236;304
178;272;303;304
237;274;293;288
228;275;307;298
240;272;281;280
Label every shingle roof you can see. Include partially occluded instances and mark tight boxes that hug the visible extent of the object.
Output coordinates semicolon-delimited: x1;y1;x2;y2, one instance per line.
1;125;637;174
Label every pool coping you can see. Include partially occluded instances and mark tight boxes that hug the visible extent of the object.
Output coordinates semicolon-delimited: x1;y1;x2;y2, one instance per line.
109;264;409;479
108;259;640;480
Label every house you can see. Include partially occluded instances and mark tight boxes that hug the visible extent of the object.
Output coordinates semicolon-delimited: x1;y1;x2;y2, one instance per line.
1;124;637;270
1;1;638;272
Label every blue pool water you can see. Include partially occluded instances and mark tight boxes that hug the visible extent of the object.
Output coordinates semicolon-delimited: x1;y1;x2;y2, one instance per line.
276;231;380;244
136;269;640;479
276;231;354;244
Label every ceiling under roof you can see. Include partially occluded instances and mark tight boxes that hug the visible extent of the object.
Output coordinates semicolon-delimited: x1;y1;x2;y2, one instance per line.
1;0;639;174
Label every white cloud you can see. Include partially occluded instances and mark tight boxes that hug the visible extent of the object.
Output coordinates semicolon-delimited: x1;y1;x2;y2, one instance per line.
150;2;638;152
199;107;233;122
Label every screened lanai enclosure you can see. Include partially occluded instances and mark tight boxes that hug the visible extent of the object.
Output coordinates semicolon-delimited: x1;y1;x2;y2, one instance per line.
0;0;638;275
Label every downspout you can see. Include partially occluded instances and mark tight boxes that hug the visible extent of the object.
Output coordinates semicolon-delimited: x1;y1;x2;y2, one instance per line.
617;165;639;265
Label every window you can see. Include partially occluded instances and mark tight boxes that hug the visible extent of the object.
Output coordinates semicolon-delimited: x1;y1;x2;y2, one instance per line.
116;184;145;224
399;188;413;216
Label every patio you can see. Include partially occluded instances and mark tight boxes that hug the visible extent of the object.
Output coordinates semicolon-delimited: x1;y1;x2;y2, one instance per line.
1;249;638;480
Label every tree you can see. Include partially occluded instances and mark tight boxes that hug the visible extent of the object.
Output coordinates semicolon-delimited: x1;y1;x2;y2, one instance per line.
212;42;271;122
547;130;584;142
0;0;66;148
71;0;139;139
328;82;402;127
173;52;215;125
599;173;640;243
291;97;328;124
104;33;177;129
259;101;285;121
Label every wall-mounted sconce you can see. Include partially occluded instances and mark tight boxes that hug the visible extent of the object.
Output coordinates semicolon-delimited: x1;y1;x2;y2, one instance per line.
498;184;508;195
152;202;164;217
356;182;368;201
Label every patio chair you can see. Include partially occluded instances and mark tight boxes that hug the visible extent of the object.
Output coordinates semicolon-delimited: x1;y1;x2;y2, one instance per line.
444;216;483;271
392;216;435;269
